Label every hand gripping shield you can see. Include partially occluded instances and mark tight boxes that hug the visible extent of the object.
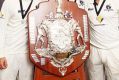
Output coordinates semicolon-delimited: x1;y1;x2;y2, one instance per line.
27;0;90;77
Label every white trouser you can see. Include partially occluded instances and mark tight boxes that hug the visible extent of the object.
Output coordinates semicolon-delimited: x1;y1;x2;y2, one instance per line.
86;45;119;80
0;53;34;80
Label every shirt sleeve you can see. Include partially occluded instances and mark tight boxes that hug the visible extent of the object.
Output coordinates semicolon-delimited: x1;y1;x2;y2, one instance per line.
0;0;11;58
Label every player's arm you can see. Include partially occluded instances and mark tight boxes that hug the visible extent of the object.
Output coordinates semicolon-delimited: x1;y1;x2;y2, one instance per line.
0;0;11;69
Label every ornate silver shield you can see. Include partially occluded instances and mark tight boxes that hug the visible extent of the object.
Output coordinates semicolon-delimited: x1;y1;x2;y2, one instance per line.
28;0;89;76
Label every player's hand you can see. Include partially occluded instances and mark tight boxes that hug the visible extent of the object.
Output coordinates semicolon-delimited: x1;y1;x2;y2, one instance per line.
0;57;8;69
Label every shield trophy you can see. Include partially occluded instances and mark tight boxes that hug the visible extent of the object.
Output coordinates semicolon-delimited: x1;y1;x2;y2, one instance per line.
27;0;90;78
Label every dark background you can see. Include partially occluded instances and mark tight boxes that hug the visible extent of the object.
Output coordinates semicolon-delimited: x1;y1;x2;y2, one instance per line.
0;0;4;11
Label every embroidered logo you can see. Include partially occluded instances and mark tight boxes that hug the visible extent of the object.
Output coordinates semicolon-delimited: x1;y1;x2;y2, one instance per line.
104;4;113;11
79;0;84;6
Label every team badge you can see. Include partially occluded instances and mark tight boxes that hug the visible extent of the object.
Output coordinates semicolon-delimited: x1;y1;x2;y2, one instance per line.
97;15;103;23
76;0;85;9
79;0;84;6
106;5;111;11
104;4;113;11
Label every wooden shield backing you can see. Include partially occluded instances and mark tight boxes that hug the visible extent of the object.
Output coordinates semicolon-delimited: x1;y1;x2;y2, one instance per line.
27;0;90;77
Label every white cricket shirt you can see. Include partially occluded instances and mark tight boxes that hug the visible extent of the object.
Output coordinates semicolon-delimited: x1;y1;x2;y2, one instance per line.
0;0;39;57
77;0;119;49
